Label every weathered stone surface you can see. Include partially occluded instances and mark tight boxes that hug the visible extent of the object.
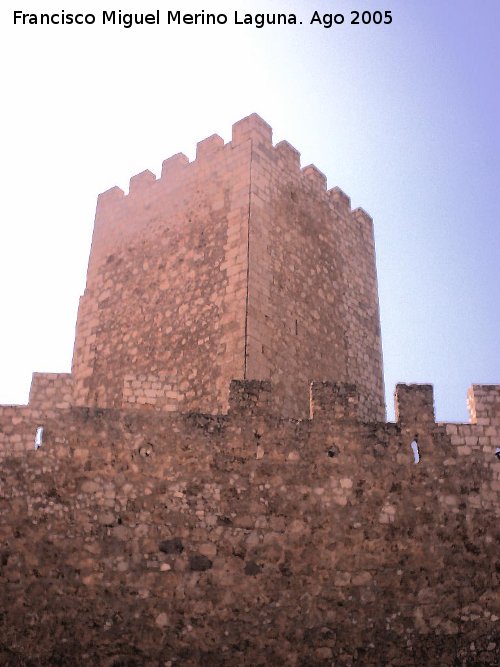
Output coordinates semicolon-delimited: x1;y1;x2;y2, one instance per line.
61;115;385;421
244;560;262;576
0;382;499;665
189;554;213;572
97;511;115;526
0;116;499;666
158;538;184;555
155;612;169;628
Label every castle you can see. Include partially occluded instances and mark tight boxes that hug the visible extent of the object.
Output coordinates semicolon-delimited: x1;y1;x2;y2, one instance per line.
0;115;498;666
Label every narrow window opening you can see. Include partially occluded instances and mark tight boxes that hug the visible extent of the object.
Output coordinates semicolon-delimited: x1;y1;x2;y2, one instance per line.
411;439;420;464
295;319;298;336
34;426;44;450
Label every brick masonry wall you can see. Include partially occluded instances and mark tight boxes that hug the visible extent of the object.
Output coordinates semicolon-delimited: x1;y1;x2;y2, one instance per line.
0;382;499;666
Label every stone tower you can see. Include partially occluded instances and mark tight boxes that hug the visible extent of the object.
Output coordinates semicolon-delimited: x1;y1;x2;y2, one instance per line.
71;114;385;420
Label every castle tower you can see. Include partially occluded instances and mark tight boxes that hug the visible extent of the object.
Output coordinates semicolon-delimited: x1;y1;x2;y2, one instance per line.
70;114;385;420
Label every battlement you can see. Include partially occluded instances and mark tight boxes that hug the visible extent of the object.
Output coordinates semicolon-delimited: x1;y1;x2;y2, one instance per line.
231;112;273;147
28;372;74;410
394;383;435;425
94;114;363;221
467;384;500;426
3;379;500;459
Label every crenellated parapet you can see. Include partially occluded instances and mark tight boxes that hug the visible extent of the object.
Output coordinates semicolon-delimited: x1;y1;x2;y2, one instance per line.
92;113;370;235
2;380;498;466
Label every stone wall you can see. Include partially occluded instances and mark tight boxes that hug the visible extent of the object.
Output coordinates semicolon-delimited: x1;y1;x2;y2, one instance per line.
72;124;252;414
1;382;499;666
28;373;74;410
70;114;385;420
244;129;384;420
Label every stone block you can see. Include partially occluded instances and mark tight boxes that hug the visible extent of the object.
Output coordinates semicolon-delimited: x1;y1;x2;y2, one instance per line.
394;384;435;425
310;382;359;420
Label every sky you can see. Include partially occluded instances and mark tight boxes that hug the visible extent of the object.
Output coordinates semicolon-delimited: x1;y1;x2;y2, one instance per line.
0;0;498;421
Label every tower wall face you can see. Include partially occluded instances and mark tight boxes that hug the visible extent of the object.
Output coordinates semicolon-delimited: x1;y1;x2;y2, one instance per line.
72;131;252;413
72;115;385;419
245;126;385;420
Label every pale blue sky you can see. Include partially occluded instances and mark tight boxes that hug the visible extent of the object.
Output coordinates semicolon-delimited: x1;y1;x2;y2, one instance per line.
1;0;498;420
